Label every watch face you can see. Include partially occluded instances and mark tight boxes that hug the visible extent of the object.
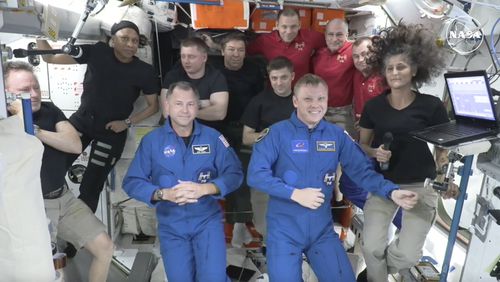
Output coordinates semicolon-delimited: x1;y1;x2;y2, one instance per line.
156;189;163;200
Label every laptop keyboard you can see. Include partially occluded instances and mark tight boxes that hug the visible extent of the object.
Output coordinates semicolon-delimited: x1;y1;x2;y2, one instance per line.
440;124;489;137
413;122;497;146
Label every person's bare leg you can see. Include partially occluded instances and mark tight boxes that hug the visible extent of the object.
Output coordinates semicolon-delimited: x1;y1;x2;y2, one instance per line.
84;232;114;282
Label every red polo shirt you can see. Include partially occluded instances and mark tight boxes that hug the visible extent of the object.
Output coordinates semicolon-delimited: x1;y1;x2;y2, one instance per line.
312;41;355;108
247;29;325;84
352;70;387;118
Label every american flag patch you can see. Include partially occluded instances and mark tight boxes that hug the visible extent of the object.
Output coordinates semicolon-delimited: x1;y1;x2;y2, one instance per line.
219;135;230;148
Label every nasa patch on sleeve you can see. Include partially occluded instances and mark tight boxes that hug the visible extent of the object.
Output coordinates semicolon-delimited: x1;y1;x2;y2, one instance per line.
316;141;336;152
192;144;211;154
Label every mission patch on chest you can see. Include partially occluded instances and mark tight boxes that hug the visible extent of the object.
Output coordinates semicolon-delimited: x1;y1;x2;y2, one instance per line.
316;141;336;152
192;144;211;154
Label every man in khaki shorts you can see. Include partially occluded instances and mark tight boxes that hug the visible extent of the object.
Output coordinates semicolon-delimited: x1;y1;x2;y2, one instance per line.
6;61;113;282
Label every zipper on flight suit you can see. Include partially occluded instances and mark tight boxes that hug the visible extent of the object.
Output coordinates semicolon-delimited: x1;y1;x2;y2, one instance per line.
306;128;313;238
178;134;195;223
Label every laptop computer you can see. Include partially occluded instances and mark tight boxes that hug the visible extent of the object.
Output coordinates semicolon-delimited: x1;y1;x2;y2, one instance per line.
411;70;499;147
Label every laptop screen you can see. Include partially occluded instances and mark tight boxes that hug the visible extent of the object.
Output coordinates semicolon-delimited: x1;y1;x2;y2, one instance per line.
445;73;496;121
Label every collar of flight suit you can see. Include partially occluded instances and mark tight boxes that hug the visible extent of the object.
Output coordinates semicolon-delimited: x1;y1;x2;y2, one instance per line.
289;111;328;133
163;116;202;137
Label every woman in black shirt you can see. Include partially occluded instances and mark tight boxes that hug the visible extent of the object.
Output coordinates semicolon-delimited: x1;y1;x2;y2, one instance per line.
359;22;458;281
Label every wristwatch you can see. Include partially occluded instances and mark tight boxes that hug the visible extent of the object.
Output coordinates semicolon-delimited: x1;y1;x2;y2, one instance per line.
155;189;163;201
124;118;132;128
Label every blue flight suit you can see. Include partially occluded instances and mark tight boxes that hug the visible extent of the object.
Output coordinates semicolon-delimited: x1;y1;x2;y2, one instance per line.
247;112;398;281
123;118;243;282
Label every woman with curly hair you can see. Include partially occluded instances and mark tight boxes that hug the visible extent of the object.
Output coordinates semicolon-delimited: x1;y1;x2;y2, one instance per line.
358;22;457;281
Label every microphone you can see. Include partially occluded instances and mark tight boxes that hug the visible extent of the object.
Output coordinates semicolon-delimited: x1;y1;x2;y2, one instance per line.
380;132;393;171
13;48;29;58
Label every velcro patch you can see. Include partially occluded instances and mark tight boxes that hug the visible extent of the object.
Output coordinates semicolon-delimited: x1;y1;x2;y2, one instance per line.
192;144;210;154
316;141;336;152
291;140;308;153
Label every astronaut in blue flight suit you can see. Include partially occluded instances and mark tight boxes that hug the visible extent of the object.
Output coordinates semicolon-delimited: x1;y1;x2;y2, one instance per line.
247;74;418;281
123;81;243;282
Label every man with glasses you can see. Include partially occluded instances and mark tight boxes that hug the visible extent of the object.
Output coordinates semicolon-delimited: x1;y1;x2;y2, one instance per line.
36;20;160;255
312;19;356;137
311;19;357;215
